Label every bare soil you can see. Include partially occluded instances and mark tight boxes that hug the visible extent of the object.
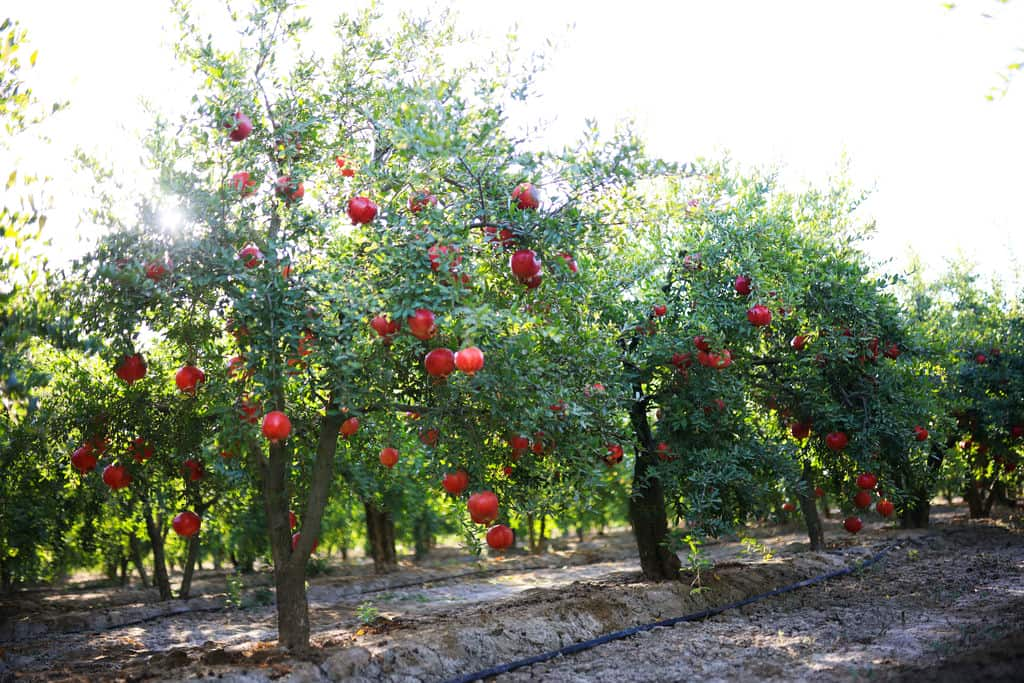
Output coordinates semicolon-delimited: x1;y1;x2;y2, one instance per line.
1;504;1022;682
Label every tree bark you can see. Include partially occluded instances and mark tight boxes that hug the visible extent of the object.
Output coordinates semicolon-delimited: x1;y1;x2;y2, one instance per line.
412;512;431;561
258;403;344;651
964;481;986;518
178;534;200;599
364;500;397;571
128;532;149;586
142;502;172;601
797;461;824;550
628;394;682;581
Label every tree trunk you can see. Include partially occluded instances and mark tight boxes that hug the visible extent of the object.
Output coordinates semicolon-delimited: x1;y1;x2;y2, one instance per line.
364;500;397;571
128;533;149;586
178;534;200;599
964;481;987;518
142;502;173;601
119;555;129;587
412;512;431;561
628;394;682;581
797;461;824;550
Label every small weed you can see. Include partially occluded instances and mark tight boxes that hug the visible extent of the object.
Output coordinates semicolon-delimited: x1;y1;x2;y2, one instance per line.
225;571;244;609
682;535;714;595
907;549;920;561
740;536;774;561
356;600;380;625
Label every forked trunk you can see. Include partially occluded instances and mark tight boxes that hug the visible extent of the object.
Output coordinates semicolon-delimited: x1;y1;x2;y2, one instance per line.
142;502;172;601
128;532;149;586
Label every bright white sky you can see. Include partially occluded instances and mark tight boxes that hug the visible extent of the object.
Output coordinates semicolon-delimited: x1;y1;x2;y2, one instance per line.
6;0;1024;288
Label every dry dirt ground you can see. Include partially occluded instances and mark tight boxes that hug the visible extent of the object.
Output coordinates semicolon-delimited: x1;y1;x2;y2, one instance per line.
1;504;1022;682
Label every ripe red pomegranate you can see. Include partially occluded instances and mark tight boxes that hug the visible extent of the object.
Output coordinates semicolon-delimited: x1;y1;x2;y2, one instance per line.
653;304;667;317
856;472;878;490
407;308;437;341
558;252;579;273
814;486;825;498
274;176;304;203
442;469;469;495
237;244;263;268
379;447;398;468
347;196;378;224
843;516;863;534
975;352;987;364
335;156;355;176
671;352;693;370
102;464;132;490
291;532;319;553
486;524;514;550
733;275;752;295
115;353;147;384
227;111;253;141
71;445;98;473
605;443;624;465
1011;425;1024;439
746;304;772;327
145;261;168;281
182;458;204;482
424;348;456;377
510;249;542;282
172;511;201;537
339;416;360;437
175;365;206;395
262;410;292;443
289;510;298;530
913;425;929;441
467;491;499;524
883;343;901;359
129;437;153;463
781;502;796;512
230;171;256;197
853;490;872;509
455;346;484;375
511;182;540;210
790;422;811;440
370;315;400;339
509;435;530;459
655;442;672;461
876;499;894;517
790;335;807;351
419;427;440;446
409;190;438;213
238;396;261;424
825;431;849;452
693;335;712;352
427;244;462;273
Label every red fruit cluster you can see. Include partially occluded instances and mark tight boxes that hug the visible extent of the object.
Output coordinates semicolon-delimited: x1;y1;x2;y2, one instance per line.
824;431;848;452
486;524;514;550
102;464;132;490
407;309;437;341
182;458;204;482
467;491;499;524
379;447;399;468
129;437;153;463
746;304;772;327
733;275;752;296
70;444;99;474
274;176;304;203
419;427;440;447
227;111;253;141
172;511;202;537
409;190;437;213
370;315;401;341
510;249;543;288
340;416;360;437
262;410;292;443
115;353;147;384
511;182;540;210
424;348;456;378
175;364;206;395
237;244;263;268
230;171;256;197
347;196;378;224
454;346;484;375
605;443;624;465
442;469;469;496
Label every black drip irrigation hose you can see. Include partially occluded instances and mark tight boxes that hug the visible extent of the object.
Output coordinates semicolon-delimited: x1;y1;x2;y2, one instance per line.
443;542;898;683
